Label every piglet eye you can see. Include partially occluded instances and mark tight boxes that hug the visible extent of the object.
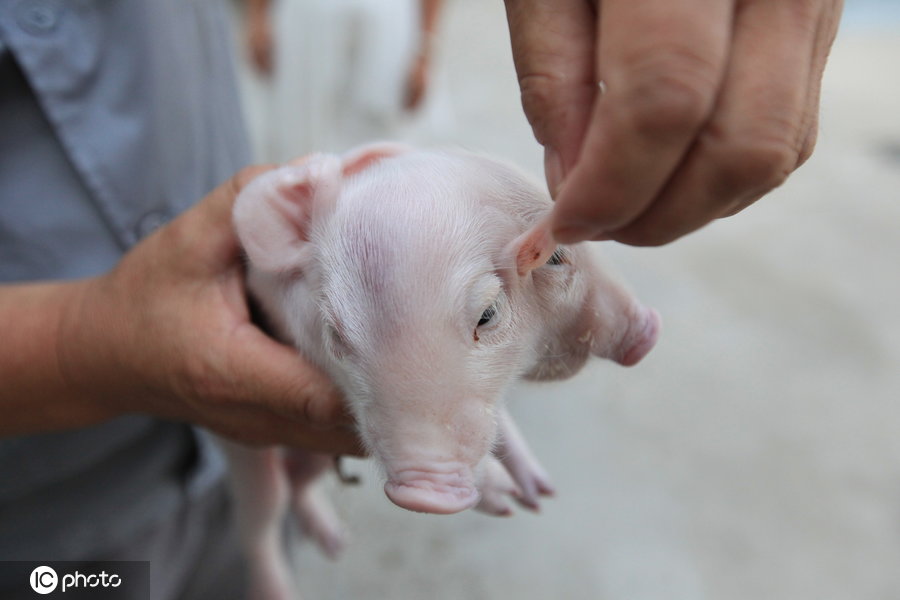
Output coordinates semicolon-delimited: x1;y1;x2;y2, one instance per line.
478;306;496;327
546;247;567;266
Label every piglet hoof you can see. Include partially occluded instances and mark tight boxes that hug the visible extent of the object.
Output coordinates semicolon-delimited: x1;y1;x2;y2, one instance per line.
506;458;555;513
475;457;520;517
496;408;556;512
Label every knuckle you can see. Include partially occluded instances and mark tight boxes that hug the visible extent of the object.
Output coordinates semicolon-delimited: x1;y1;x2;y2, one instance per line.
620;45;719;137
719;138;798;194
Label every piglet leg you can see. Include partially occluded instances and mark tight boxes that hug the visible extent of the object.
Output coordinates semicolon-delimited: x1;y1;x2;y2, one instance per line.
220;443;296;600
494;407;556;511
475;456;521;516
284;449;348;560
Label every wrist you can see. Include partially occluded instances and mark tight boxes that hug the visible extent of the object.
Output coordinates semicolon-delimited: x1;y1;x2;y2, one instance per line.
56;273;150;420
0;279;121;436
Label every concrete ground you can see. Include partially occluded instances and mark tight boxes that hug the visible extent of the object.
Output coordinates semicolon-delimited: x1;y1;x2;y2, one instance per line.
236;2;900;598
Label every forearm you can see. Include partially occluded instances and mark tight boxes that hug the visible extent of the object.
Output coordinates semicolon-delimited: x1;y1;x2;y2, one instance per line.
0;280;117;436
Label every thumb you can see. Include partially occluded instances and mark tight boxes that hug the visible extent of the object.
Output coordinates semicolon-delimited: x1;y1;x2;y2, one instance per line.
223;322;353;428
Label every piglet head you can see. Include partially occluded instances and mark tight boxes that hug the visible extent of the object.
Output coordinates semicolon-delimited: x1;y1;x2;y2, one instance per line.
502;218;660;382
234;145;515;514
314;147;531;514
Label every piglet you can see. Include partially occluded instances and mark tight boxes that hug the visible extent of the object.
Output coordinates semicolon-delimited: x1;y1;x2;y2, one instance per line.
224;144;660;599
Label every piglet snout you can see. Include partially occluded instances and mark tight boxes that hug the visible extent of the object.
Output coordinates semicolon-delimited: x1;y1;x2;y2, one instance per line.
384;464;479;514
617;305;661;367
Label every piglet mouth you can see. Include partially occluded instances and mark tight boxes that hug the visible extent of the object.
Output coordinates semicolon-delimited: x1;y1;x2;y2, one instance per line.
384;466;479;514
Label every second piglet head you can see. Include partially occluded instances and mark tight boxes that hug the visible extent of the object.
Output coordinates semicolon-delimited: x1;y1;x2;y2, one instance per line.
233;145;659;514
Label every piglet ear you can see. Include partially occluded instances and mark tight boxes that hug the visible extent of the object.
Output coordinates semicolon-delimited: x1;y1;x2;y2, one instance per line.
340;142;412;176
503;216;558;277
233;154;342;273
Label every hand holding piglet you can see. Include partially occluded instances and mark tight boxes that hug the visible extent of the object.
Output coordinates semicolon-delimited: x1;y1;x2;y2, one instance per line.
44;167;361;454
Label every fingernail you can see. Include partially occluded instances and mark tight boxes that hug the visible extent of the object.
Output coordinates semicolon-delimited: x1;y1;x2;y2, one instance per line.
544;147;564;198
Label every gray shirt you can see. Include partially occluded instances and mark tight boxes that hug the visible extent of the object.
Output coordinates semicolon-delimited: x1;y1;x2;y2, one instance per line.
0;0;249;560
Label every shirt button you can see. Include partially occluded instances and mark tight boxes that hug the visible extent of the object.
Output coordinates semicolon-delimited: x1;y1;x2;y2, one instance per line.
16;0;62;35
134;211;169;240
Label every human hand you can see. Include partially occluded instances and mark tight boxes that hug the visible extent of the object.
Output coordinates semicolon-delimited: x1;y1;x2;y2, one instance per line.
504;0;843;246
403;49;431;112
57;167;362;455
246;4;274;76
